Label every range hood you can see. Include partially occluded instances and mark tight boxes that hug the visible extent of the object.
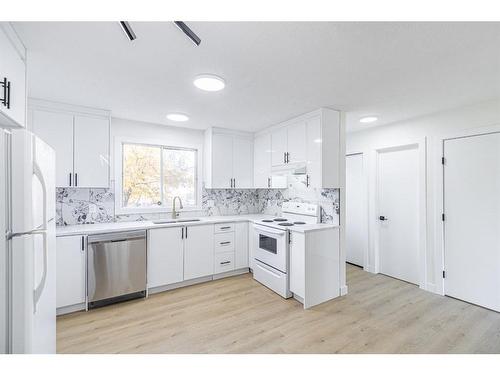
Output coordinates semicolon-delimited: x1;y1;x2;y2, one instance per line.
271;162;307;176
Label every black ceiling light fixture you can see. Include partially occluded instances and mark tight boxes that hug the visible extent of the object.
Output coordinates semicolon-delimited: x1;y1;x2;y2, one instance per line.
119;21;137;41
174;21;201;46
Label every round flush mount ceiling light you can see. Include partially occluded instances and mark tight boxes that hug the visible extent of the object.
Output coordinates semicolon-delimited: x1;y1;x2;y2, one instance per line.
167;113;189;122
359;116;378;123
193;74;225;91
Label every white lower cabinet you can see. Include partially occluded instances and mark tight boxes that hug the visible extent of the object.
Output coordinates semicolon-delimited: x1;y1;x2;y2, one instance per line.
184;224;215;280
56;235;86;309
214;252;235;274
148;226;184;288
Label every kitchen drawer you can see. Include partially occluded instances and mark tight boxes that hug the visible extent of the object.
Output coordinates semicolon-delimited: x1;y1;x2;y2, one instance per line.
214;223;234;233
253;259;291;298
214;232;235;253
214;251;235;274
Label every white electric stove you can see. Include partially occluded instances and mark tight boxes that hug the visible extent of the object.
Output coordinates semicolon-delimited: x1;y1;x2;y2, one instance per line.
252;202;320;298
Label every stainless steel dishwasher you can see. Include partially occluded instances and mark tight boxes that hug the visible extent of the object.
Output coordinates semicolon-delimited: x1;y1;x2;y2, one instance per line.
87;230;147;308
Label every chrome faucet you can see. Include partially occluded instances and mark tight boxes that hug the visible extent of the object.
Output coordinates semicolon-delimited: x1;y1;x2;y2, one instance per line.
172;196;184;219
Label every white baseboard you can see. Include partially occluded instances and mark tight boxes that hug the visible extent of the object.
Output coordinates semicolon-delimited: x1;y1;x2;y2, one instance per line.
57;303;86;316
340;285;348;296
148;275;213;295
213;268;250;280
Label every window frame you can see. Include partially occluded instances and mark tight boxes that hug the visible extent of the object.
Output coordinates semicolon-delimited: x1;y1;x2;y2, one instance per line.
114;136;202;214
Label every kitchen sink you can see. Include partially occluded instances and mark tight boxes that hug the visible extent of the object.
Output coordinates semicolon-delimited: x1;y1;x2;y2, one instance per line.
152;218;201;224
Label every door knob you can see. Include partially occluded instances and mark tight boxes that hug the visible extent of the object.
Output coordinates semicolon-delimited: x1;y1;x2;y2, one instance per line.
379;216;388;221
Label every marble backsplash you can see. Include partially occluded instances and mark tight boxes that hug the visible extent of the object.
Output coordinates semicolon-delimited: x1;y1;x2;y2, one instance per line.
56;177;340;226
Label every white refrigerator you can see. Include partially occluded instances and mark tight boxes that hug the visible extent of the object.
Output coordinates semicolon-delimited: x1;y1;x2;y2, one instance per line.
1;128;56;354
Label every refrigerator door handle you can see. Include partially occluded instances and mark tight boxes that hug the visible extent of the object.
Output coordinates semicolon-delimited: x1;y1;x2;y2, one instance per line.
33;160;48;231
33;230;48;313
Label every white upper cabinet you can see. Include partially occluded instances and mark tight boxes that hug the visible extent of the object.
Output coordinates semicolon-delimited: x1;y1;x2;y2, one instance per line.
73;116;110;188
232;137;253;188
286;121;307;164
254;133;287;189
204;128;253;189
29;100;110;188
254;133;271;188
256;108;342;189
32;110;74;187
211;134;233;188
0;23;27;128
271;127;287;167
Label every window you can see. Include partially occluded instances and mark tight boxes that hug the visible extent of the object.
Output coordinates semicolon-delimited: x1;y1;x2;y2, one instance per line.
122;143;197;209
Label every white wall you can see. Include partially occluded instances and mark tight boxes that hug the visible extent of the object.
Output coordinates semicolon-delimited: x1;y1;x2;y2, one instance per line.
346;98;500;292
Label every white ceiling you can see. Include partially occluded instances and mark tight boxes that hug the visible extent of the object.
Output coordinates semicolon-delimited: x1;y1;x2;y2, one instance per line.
13;22;500;132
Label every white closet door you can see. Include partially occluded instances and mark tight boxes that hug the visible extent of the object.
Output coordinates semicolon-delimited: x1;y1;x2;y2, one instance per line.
444;133;500;312
378;145;419;284
31;110;74;187
346;154;367;267
73;115;109;188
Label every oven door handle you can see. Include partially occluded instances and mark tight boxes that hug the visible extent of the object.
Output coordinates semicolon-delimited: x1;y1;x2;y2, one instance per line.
254;226;286;236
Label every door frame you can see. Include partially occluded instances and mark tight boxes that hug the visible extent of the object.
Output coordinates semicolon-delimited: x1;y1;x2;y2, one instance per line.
432;124;500;296
373;138;427;288
345;152;370;271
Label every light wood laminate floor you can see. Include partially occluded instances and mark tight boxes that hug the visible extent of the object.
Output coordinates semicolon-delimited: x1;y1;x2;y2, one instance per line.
57;264;500;353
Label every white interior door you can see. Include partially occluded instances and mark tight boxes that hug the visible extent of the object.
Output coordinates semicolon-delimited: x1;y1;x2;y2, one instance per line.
444;133;500;312
377;145;420;284
346;153;367;267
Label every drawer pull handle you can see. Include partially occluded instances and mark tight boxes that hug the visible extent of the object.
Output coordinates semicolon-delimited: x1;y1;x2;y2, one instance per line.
220;261;231;265
220;226;231;229
220;241;231;245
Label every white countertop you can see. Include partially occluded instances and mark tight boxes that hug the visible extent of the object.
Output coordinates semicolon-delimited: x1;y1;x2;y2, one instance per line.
56;214;338;237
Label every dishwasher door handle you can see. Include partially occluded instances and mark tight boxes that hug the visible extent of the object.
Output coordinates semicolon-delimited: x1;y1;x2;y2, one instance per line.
88;230;146;244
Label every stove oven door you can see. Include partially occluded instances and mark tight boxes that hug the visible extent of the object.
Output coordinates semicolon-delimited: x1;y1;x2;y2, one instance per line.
253;224;288;273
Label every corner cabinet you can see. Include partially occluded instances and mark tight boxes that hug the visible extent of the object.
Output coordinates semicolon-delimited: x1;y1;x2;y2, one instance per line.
204;127;254;189
0;23;27;128
29;99;110;188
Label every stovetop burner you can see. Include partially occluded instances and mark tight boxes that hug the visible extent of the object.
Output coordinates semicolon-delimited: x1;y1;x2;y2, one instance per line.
273;218;288;222
262;219;274;222
294;221;306;225
278;222;294;226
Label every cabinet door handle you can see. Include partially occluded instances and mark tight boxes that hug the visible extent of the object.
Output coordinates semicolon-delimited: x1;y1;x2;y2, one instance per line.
185;226;188;238
1;77;10;109
81;236;85;252
75;173;78;187
69;173;72;186
268;177;271;188
233;178;236;188
306;174;310;187
181;227;184;239
286;152;290;163
283;152;286;163
220;261;231;265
